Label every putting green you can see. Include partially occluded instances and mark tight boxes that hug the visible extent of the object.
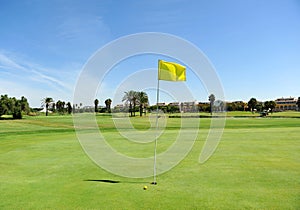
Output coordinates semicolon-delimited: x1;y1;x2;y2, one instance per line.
0;114;299;209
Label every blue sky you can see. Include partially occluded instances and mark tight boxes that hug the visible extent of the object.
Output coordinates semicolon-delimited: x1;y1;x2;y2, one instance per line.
0;0;299;107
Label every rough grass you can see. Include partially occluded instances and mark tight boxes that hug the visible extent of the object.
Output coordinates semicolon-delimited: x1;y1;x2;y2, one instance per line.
0;113;299;209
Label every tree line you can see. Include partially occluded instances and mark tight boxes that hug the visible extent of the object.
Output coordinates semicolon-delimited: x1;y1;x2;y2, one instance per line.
41;97;72;116
1;93;299;119
0;95;30;119
110;90;148;117
115;94;300;115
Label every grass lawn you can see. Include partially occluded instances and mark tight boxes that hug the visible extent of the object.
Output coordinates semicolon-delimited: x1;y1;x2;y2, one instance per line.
0;113;299;209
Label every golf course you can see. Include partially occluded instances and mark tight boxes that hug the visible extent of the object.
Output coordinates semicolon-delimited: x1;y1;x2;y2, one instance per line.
0;112;299;209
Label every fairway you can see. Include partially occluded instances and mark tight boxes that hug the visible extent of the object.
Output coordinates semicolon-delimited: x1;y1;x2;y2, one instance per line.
0;114;299;209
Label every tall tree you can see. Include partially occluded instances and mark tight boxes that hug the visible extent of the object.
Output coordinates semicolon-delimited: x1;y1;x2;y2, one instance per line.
0;95;26;119
42;97;53;116
94;99;99;112
297;97;300;111
256;102;263;112
132;92;138;116
66;102;72;114
215;100;225;112
56;100;65;114
122;90;137;117
12;98;22;119
137;91;149;116
248;98;257;113
105;98;112;113
20;96;30;114
208;94;215;115
0;94;10;116
56;100;61;114
264;100;276;113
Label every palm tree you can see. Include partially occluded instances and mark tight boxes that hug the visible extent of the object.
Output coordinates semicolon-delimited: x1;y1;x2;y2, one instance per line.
42;97;53;116
217;100;225;112
56;100;66;114
56;100;62;113
105;98;112;113
137;91;149;116
122;90;137;117
94;99;99;112
208;94;215;115
132;92;138;116
66;102;72;114
297;97;300;111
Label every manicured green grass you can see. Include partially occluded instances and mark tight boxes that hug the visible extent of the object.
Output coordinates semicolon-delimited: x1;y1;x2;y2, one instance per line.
0;114;299;209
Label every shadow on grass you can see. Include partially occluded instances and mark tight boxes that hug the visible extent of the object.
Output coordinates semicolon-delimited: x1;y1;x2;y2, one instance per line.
84;179;149;184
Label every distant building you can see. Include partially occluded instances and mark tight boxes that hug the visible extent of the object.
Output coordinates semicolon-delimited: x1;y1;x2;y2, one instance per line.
157;102;166;106
168;102;180;107
113;104;125;112
114;104;124;109
274;97;297;111
198;102;209;105
180;101;197;112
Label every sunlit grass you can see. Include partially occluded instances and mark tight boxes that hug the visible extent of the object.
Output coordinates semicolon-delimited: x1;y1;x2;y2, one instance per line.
0;113;299;209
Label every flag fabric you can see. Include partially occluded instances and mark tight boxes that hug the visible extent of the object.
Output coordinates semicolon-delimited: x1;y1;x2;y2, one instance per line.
158;60;186;81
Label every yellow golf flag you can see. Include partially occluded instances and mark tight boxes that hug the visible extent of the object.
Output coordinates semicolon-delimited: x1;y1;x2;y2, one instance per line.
158;60;186;81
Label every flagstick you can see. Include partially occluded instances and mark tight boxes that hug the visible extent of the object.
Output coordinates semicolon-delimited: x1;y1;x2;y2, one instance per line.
152;61;160;185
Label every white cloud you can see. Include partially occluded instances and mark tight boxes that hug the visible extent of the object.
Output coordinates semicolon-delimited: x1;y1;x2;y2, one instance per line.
0;51;77;107
0;52;29;72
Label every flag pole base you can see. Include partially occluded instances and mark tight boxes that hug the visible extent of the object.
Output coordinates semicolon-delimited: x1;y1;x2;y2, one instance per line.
151;182;157;185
